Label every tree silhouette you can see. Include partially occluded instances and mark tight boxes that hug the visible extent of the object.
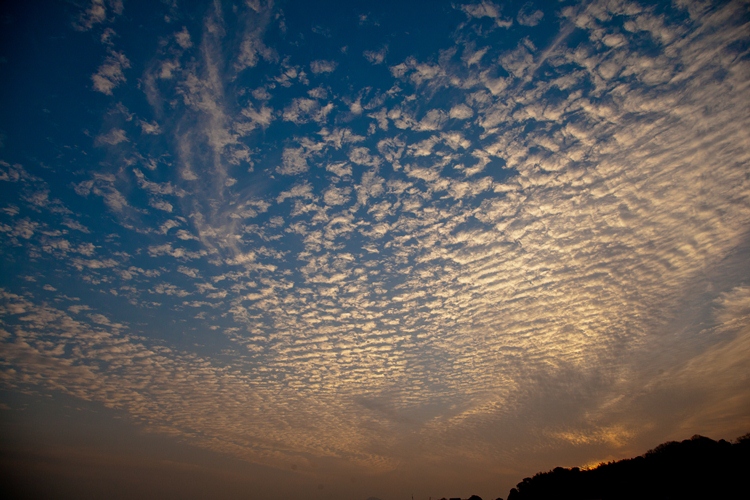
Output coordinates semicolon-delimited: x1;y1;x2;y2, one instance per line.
504;433;750;499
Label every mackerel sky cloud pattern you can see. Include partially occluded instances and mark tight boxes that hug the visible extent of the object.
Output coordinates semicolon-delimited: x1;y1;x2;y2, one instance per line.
1;1;749;498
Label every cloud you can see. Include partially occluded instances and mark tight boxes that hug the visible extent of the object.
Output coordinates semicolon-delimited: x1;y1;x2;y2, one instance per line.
252;87;272;100
138;120;162;135
4;0;750;489
517;6;544;27
175;26;193;49
462;44;489;67
74;174;130;213
449;103;474;119
234;2;277;72
460;1;501;19
326;161;352;178
390;57;445;86
416;109;448;131
177;265;200;278
240;104;274;130
308;86;327;99
158;59;181;79
133;169;184;197
277;148;309;175
100;27;116;45
0;161;30;183
277;182;314;203
62;219;91;233
310;60;338;74
236;34;276;70
74;0;122;31
283;98;334;124
76;0;107;30
364;48;387;65
459;1;513;28
149;199;173;212
68;305;92;314
323;185;352;206
148;243;206;260
70;257;119;271
92;51;131;95
95;128;128;145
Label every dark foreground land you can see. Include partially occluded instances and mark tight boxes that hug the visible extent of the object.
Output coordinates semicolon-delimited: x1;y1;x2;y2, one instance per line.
445;433;750;500
502;433;750;500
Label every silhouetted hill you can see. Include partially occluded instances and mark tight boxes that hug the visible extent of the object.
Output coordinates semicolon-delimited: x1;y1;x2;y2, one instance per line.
506;433;750;500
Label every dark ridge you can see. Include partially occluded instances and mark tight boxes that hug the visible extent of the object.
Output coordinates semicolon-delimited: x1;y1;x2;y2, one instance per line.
505;433;750;500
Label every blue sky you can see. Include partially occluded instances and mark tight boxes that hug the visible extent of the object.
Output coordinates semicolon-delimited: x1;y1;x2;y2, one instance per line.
1;1;750;499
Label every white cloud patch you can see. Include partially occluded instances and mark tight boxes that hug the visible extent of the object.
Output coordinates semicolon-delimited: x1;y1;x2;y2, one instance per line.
416;109;448;131
460;0;501;19
323;185;351;206
277;182;314;203
326;161;352;178
159;59;180;79
390;57;445;85
449;103;474;119
348;146;381;167
462;44;489;67
177;265;200;278
363;47;387;65
92;51;131;95
95;128;128;146
277;147;309;175
149;199;173;212
74;0;123;31
517;6;544;27
238;104;274;133
234;4;277;72
282;98;334;125
236;34;276;70
175;26;193;49
310;59;338;74
74;174;129;213
459;0;513;27
138;120;162;135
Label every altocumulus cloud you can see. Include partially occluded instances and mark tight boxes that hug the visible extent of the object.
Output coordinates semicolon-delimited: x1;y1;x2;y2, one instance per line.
1;0;750;497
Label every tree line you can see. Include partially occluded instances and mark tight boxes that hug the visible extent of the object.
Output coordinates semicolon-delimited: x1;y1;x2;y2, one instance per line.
437;433;749;500
505;433;749;499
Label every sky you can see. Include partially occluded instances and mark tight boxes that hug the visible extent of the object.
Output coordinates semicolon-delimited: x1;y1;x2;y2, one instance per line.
0;0;749;499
